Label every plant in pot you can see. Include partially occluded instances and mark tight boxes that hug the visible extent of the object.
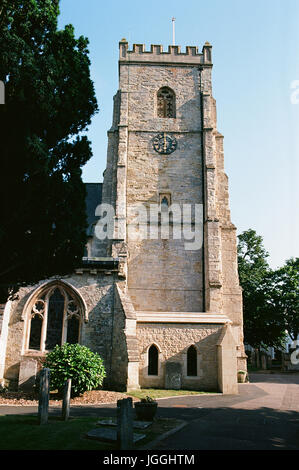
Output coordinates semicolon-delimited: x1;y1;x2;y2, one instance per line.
237;370;247;383
135;396;158;421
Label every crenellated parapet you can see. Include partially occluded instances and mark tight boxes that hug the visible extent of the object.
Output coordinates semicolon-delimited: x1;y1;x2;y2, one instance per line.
119;39;212;65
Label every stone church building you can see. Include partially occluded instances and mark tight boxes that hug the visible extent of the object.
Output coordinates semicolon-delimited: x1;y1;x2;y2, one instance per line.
0;40;247;394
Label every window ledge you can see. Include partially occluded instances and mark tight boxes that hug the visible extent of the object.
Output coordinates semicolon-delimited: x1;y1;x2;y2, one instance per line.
23;350;47;358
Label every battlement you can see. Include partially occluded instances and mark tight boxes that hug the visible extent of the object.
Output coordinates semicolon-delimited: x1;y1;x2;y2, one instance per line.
119;39;212;65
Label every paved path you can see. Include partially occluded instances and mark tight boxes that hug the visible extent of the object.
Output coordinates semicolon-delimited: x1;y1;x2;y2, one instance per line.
151;373;299;450
1;373;299;450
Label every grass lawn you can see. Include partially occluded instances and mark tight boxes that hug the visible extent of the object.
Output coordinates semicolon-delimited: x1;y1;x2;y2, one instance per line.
0;414;183;450
127;388;213;400
0;415;108;450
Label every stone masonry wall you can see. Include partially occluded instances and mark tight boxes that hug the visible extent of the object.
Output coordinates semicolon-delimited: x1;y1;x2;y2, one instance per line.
3;273;128;389
137;323;223;391
119;62;205;312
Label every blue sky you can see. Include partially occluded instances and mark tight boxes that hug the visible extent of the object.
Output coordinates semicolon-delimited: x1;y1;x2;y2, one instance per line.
58;0;299;269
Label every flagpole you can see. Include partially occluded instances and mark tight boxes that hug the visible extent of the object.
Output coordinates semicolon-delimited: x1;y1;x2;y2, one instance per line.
172;17;175;45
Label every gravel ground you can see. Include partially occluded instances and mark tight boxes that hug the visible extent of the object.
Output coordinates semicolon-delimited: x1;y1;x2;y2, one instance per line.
0;390;138;406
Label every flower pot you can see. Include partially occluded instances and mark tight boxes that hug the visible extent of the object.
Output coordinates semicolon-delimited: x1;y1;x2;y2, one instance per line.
237;372;247;383
135;401;158;421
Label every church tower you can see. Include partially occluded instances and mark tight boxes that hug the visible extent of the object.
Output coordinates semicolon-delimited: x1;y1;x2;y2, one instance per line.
100;40;247;393
0;39;247;393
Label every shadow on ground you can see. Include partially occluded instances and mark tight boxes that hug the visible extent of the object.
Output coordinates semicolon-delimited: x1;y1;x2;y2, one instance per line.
152;405;299;450
1;375;299;450
2;402;298;450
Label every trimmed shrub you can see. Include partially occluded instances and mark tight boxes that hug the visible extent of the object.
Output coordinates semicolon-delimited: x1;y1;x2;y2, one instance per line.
44;343;106;396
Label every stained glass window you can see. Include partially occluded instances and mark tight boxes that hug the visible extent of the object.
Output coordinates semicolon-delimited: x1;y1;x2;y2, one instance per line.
28;284;81;352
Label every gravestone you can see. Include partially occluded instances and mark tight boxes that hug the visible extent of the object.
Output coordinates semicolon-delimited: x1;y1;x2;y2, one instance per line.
38;368;50;425
165;362;182;390
62;378;72;421
86;428;145;444
97;418;152;430
18;357;37;391
261;354;267;370
117;397;133;450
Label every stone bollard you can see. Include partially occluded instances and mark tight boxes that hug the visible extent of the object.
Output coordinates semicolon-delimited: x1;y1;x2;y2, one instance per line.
62;378;72;421
38;368;50;425
117;397;133;450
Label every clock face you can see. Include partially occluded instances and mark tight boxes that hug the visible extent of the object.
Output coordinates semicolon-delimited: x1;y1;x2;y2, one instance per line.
153;133;177;155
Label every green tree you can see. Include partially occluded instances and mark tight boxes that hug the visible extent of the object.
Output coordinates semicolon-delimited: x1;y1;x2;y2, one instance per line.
237;229;286;349
268;258;299;342
0;0;98;301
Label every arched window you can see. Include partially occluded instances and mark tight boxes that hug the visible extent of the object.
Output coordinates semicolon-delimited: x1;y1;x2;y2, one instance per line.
159;193;171;210
157;87;176;118
148;344;159;376
161;197;169;212
187;345;197;376
27;283;83;352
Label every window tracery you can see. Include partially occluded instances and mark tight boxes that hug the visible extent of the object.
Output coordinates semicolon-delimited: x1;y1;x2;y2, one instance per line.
27;284;82;352
157;87;176;118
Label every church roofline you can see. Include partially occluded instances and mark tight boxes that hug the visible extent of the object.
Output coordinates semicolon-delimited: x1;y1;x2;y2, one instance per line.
119;40;212;66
